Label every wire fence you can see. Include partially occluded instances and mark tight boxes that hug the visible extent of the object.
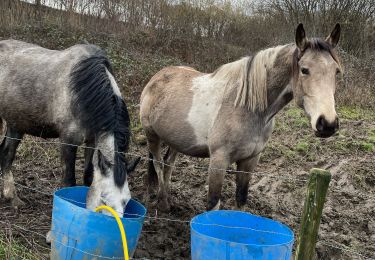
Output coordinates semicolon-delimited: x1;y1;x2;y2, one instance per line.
0;135;374;259
0;134;309;182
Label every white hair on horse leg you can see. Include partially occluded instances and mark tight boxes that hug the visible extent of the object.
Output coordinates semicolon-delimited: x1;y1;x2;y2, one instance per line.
3;171;16;200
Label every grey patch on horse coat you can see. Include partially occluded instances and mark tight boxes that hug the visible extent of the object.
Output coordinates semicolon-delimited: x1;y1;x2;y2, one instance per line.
0;40;99;140
0;40;134;212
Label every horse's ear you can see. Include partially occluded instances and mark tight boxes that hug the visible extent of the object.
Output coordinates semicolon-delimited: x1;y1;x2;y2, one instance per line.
127;157;141;173
295;23;307;50
326;23;341;48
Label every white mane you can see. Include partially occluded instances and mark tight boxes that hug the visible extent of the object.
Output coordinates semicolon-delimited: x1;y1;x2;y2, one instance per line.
210;45;287;111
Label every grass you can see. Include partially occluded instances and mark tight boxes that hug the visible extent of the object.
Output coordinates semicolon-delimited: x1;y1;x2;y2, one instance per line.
359;141;374;152
295;142;309;153
263;104;375;165
338;106;375;121
367;128;375;143
0;234;39;260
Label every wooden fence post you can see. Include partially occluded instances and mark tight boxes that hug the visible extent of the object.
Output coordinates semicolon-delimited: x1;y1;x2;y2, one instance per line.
295;168;331;260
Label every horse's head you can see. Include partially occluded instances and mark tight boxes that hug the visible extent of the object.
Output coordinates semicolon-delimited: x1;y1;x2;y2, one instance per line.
293;23;342;138
86;134;140;216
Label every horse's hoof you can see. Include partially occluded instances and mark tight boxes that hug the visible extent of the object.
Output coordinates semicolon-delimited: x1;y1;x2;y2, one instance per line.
232;204;245;211
157;198;171;213
46;230;52;244
207;199;221;211
83;178;93;187
11;196;25;209
147;186;158;196
62;180;76;187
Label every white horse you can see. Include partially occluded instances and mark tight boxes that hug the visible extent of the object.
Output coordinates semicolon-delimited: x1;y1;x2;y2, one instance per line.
0;40;139;214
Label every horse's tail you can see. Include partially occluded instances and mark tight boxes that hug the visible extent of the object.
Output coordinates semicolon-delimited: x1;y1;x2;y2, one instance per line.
147;152;158;187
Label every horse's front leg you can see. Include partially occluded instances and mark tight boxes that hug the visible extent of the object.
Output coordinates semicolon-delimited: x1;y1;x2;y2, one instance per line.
60;142;77;187
83;138;95;186
0;127;24;208
207;150;230;210
235;154;260;210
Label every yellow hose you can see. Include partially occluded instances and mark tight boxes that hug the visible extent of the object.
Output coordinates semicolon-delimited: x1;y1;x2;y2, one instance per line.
95;205;129;260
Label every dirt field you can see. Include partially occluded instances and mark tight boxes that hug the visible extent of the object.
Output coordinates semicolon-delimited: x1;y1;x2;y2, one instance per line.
0;104;374;260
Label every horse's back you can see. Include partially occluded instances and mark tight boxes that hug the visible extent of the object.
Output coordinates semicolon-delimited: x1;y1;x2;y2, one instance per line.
141;65;202;118
141;66;202;103
0;39;105;137
0;39;39;52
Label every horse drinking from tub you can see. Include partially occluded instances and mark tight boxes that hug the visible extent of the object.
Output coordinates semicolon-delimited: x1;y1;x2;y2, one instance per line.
0;40;139;214
140;24;342;211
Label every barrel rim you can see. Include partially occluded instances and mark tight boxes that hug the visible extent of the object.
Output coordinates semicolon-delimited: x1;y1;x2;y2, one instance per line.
190;210;294;247
54;186;147;221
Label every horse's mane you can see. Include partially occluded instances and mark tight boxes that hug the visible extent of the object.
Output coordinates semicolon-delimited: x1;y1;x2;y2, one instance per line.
70;49;130;187
211;45;287;112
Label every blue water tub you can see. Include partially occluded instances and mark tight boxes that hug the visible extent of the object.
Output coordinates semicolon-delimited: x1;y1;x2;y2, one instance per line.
50;186;146;259
191;210;294;260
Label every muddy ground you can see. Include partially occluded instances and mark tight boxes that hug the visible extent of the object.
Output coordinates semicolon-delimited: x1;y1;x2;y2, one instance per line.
0;105;374;260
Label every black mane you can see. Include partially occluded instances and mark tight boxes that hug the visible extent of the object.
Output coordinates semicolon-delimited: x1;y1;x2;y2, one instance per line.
70;50;130;187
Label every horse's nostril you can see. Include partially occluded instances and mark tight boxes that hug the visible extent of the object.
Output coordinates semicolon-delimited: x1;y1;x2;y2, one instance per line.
315;115;339;138
316;116;325;132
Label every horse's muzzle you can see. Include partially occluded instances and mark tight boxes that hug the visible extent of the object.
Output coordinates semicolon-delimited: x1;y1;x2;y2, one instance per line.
315;116;339;138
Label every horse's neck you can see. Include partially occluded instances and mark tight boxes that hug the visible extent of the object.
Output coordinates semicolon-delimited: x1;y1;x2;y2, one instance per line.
264;45;295;121
216;44;295;120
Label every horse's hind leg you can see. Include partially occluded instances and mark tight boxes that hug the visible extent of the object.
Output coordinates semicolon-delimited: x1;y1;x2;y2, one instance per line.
147;151;158;193
235;154;260;210
0;127;24;208
146;131;170;211
163;147;178;202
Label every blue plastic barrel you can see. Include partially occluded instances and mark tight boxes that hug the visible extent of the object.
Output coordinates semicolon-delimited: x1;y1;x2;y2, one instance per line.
191;210;294;260
50;186;146;259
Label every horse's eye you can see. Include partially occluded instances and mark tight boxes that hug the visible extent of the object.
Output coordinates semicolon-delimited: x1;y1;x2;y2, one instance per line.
301;68;310;75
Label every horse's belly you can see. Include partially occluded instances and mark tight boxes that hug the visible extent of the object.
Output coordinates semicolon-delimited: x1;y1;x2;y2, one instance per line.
24;124;60;138
4;118;60;138
152;121;209;158
174;143;209;158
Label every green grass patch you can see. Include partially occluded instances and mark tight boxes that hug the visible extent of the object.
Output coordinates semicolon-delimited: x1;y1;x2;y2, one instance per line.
295;142;309;153
285;107;302;118
338;106;375;121
284;107;309;128
359;141;374;152
0;234;38;260
282;149;297;160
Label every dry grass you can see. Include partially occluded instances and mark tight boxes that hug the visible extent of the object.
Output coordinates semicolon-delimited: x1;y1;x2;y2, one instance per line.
0;232;41;260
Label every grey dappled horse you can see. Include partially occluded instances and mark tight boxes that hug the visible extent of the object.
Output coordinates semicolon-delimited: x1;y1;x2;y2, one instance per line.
0;40;139;215
140;24;342;211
